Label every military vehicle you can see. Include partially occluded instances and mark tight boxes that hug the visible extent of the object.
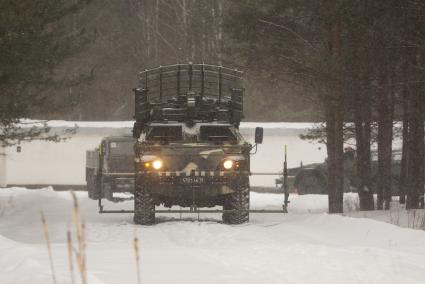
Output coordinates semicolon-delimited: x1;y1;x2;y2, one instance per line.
86;136;135;201
131;63;263;225
278;148;402;195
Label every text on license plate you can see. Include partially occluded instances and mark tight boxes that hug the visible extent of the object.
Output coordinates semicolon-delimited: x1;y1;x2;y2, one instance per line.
181;177;205;184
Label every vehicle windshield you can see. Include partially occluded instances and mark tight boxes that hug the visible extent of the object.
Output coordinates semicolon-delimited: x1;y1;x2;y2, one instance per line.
146;126;183;141
109;141;134;155
199;126;236;142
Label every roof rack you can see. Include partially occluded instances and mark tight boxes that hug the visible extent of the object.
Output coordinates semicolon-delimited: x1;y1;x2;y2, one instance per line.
138;63;243;102
133;63;245;138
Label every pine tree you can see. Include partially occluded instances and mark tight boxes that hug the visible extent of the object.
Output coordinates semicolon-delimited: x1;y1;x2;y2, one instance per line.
0;0;90;145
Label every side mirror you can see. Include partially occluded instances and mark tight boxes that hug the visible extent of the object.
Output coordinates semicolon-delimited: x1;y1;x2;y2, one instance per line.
100;142;106;156
255;127;263;144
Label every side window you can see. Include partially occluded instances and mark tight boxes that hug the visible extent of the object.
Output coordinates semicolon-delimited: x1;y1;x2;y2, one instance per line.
146;126;183;141
199;126;236;142
109;141;134;155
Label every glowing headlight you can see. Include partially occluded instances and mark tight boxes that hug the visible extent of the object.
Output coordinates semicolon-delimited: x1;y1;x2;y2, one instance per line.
223;160;234;170
152;160;163;170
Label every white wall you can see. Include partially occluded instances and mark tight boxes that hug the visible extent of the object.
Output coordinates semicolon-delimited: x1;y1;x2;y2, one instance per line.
0;145;6;187
3;122;327;187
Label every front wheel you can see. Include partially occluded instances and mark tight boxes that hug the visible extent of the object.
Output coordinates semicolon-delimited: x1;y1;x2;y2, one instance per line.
87;169;102;200
103;180;114;201
134;181;155;225
222;179;250;224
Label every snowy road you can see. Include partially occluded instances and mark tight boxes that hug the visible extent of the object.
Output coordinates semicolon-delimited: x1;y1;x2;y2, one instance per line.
1;188;425;284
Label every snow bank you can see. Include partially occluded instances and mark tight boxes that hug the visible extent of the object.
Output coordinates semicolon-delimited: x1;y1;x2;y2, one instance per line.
1;188;425;284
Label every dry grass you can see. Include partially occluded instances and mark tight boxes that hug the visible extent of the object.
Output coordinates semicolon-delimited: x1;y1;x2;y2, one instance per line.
40;210;57;284
67;228;76;284
134;228;141;284
40;191;145;283
387;205;425;230
70;191;87;284
40;192;87;284
389;206;401;227
407;209;425;230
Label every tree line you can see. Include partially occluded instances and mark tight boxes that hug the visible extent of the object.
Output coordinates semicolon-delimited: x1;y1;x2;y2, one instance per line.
0;0;90;144
1;0;318;125
225;0;425;211
1;1;425;211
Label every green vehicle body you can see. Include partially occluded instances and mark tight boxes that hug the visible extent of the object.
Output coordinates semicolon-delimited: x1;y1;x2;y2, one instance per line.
132;63;260;225
135;123;251;207
86;136;135;201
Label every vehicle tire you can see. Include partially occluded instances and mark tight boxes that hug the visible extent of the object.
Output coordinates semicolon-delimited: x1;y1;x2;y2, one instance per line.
134;181;155;225
87;169;101;200
89;175;102;200
103;181;114;201
86;168;93;198
87;175;94;199
222;178;250;224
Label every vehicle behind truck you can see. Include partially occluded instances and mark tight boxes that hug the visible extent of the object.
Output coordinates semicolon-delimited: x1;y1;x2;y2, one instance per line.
86;136;135;201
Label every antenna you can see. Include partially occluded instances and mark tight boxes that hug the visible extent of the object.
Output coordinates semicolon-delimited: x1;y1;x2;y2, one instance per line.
177;65;180;95
218;66;222;105
188;62;193;90
201;64;205;99
159;66;162;101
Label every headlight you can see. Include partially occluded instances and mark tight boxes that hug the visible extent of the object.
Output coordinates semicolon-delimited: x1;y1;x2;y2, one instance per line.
152;160;163;170
141;159;163;171
223;160;234;170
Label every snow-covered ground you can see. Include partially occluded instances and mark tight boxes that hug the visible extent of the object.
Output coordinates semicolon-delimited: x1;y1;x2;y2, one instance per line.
1;187;425;284
0;121;419;283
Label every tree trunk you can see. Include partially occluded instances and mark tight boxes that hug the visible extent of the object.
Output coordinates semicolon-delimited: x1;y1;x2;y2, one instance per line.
354;89;374;210
322;0;344;214
406;101;424;209
216;0;224;64
406;89;424;209
406;49;424;209
326;98;345;214
399;84;409;204
154;0;160;65
376;76;393;210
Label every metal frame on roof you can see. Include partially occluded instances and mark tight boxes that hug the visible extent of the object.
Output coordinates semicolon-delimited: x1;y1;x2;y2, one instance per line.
138;63;244;104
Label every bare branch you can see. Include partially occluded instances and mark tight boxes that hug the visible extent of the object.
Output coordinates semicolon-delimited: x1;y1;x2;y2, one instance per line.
257;19;318;52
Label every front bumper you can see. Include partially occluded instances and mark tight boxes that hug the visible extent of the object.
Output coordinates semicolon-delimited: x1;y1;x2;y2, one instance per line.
139;170;247;183
137;170;248;194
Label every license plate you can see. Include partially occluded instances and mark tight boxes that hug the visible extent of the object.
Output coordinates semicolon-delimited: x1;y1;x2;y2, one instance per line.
181;177;205;184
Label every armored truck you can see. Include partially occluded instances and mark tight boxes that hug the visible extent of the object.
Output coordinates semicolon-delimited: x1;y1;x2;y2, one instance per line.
86;136;135;201
132;63;263;225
